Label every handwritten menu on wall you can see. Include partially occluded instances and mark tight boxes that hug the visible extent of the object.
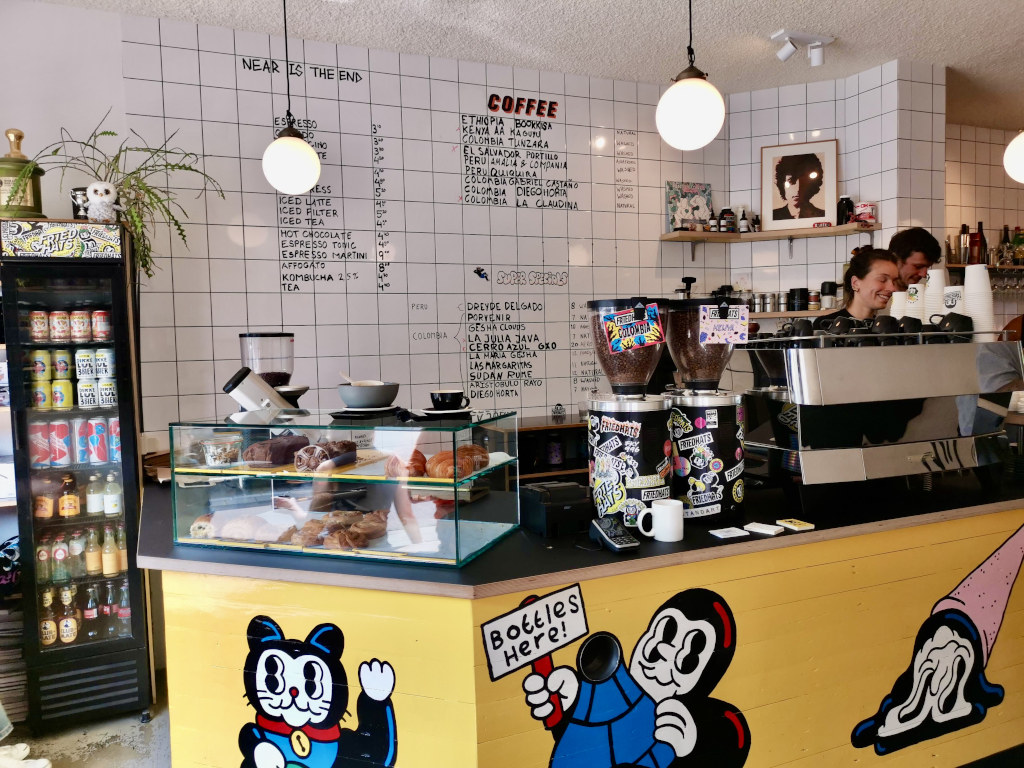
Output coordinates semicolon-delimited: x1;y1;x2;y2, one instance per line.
121;20;718;422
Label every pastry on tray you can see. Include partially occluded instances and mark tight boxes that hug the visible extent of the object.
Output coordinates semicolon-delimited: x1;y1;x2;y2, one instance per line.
294;440;358;472
456;443;490;470
189;514;215;539
426;450;475;479
242;435;310;465
384;449;427;478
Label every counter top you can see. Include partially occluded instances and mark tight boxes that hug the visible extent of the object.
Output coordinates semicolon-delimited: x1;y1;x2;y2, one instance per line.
137;475;1024;599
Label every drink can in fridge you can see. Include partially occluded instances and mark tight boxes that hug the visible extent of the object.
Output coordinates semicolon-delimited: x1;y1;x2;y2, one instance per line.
51;379;73;410
94;348;115;377
70;310;92;342
87;417;108;464
76;377;98;409
48;311;71;342
51;349;72;379
29;423;50;468
71;417;90;464
107;417;121;463
32;381;52;410
91;310;112;341
49;420;72;466
29;310;49;341
74;349;95;378
30;350;51;381
97;377;117;407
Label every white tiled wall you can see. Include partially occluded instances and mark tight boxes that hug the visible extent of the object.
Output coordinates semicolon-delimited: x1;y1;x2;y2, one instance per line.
724;60;947;298
945;124;1024;328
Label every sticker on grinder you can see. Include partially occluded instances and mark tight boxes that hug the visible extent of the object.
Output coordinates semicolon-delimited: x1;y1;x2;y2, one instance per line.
602;302;665;355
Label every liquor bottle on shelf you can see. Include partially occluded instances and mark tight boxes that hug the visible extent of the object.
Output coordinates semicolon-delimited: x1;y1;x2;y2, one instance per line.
58;474;80;518
35;535;51;585
68;530;86;579
39;589;58;647
84;527;102;576
103;473;122;517
978;222;988;263
86;474;104;516
101;525;118;577
117;580;131;638
102;581;117;639
50;534;69;583
116;522;128;573
82;586;100;641
57;585;78;645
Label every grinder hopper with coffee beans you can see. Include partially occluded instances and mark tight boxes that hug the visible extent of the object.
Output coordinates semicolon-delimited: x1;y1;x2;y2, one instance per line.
586;288;749;534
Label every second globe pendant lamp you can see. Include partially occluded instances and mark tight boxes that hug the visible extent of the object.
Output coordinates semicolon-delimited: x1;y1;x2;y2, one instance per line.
262;0;321;195
655;0;725;151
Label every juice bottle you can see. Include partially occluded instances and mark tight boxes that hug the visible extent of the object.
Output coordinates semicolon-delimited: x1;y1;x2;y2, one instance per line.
116;522;128;572
103;473;122;517
68;530;86;578
86;474;104;516
101;526;118;577
58;474;79;518
84;527;102;576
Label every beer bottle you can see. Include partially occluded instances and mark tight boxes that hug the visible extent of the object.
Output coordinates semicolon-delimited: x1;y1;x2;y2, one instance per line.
116;522;128;573
84;527;102;576
83;586;100;641
103;581;118;638
39;589;58;647
101;526;118;577
33;477;56;519
117;580;132;638
71;583;82;625
50;534;69;583
57;585;78;644
58;474;80;518
35;535;51;585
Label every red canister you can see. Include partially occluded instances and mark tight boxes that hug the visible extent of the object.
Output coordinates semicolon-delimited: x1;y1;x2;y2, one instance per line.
91;310;112;341
49;420;72;466
29;311;49;341
48;311;71;342
70;310;92;342
29;423;50;468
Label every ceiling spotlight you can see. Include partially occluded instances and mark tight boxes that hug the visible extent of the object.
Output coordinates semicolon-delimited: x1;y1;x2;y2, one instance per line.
777;38;798;62
770;29;835;67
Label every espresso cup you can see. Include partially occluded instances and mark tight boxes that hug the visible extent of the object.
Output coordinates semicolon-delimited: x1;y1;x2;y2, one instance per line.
637;499;684;542
898;316;923;334
430;389;469;410
870;315;900;334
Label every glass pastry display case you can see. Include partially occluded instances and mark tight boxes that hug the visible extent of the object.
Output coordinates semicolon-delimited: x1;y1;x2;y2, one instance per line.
169;411;519;566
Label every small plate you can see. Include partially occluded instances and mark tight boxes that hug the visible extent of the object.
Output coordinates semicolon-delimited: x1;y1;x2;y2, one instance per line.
420;407;472;415
338;405;399;412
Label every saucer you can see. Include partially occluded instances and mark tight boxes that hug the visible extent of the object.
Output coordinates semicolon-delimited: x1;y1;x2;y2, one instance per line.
421;407;472;414
338;405;399;412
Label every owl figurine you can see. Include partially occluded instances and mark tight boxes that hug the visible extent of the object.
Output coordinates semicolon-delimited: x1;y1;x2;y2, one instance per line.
85;181;120;223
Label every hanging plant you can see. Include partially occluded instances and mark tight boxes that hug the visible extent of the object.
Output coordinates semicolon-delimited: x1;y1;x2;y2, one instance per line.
4;108;224;279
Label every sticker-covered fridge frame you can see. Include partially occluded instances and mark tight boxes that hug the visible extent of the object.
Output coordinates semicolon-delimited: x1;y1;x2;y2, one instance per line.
0;219;149;732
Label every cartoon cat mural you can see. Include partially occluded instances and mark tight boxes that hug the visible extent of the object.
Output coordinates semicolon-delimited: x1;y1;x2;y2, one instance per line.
239;616;398;768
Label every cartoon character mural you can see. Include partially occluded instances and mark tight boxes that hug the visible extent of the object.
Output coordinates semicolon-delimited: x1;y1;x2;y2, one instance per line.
482;585;749;767
852;523;1024;755
239;615;398;768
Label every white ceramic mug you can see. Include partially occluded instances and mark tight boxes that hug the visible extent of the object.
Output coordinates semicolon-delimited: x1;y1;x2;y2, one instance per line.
637;499;685;542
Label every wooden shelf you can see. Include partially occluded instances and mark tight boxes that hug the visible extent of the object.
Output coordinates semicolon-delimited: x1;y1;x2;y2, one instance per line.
751;309;833;319
660;221;880;243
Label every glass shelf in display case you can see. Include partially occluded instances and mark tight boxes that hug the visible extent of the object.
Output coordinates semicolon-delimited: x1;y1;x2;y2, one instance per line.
169;410;519;567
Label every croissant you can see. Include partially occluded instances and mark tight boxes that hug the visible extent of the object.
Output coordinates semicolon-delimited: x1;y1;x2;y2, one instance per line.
385;449;427;477
456;443;489;470
425;451;475;479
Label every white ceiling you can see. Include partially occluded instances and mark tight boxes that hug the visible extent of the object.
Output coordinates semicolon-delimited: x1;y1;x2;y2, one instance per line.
41;0;1024;130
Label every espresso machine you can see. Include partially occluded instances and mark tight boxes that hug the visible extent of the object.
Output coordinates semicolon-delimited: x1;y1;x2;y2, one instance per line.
663;281;748;525
585;298;671;529
744;331;1024;512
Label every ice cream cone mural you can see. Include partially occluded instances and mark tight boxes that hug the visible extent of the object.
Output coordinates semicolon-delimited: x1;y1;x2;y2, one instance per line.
852;524;1024;755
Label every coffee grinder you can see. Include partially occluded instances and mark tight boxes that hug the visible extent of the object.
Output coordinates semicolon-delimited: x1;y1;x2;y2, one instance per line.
585;298;672;530
664;280;748;525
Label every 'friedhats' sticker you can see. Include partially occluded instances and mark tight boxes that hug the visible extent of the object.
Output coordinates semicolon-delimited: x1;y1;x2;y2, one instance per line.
603;303;665;355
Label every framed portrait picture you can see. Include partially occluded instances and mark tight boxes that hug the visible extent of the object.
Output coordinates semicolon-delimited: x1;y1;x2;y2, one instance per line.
760;139;838;231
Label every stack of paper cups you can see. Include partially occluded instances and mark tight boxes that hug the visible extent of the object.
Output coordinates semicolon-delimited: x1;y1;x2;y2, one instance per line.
963;264;996;341
904;283;925;319
924;269;947;323
942;286;965;315
889;291;908;319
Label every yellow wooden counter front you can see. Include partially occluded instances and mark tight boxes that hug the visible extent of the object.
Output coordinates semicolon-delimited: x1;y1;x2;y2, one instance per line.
159;506;1024;768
